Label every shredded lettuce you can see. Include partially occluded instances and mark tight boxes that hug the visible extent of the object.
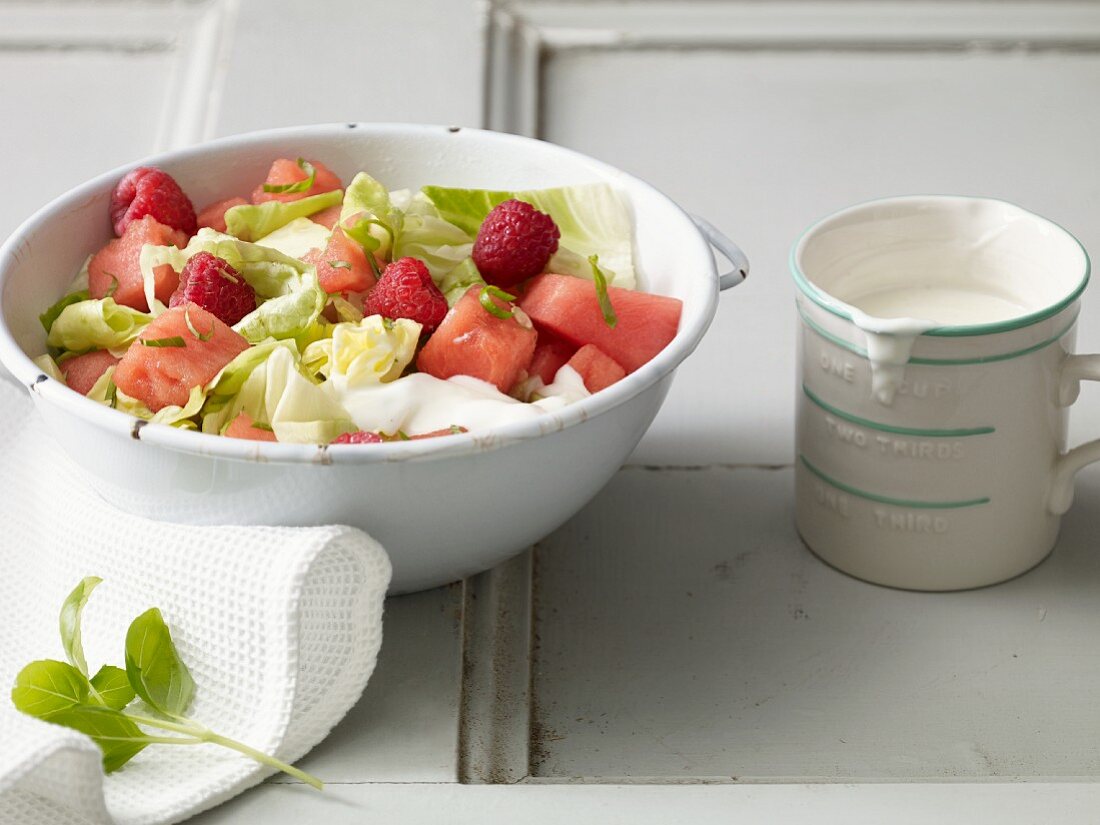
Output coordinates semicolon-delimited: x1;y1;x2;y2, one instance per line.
46;298;151;352
224;189;342;241
420;183;636;289
254;217;331;259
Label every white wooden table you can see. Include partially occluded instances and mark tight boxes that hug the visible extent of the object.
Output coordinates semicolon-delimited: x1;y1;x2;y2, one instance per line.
5;0;1100;820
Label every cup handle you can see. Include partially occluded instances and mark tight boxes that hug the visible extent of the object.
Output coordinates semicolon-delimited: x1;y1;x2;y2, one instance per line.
690;215;749;291
1049;353;1100;514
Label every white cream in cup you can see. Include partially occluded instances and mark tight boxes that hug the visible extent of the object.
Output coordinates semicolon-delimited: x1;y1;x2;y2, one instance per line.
792;195;1096;590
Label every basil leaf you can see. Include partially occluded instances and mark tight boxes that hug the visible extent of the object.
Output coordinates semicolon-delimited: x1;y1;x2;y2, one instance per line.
124;607;195;718
139;336;187;348
39;290;90;334
11;659;89;718
262;157;316;194
588;254;618;328
59;576;101;676
90;665;136;711
328;259;352;270
49;705;152;773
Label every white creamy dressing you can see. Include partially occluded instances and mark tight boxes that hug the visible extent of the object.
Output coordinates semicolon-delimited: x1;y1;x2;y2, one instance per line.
329;366;590;436
841;284;1030;405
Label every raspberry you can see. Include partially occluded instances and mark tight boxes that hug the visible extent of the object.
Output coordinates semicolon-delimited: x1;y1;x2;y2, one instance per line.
332;430;383;445
110;167;197;238
365;257;448;332
168;252;256;326
472;199;560;289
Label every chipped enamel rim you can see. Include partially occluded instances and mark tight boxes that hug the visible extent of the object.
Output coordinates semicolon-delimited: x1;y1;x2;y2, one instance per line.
0;123;720;465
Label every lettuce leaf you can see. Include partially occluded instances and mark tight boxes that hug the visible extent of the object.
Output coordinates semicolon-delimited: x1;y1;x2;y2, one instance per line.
392;192;474;282
40;290;91;334
232;268;326;344
254;217;330;259
33;353;65;383
438;258;485;307
46;298;151;352
223;189;342;241
420;183;636;289
202;344;354;444
303;315;421;393
115;384;205;428
200;338;298;435
339;173;402;258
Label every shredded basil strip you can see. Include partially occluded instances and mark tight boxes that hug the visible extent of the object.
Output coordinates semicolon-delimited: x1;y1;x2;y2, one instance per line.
449;424;465;435
588;254;618;329
250;421;274;432
184;308;214;342
479;285;516;320
328;259;352;270
104;274;119;298
139;336;187;348
261;158;316;194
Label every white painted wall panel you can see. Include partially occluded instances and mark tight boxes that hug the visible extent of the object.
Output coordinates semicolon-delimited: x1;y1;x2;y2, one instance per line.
0;50;173;237
540;49;1100;466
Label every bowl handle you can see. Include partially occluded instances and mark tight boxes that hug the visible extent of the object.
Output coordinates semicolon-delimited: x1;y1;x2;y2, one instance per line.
691;215;749;291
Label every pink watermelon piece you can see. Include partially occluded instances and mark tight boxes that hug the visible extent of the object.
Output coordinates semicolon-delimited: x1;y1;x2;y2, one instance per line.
309;204;343;229
417;286;536;393
567;344;625;394
88;215;188;312
518;273;682;373
196;196;248;233
113;303;249;411
302;229;376;295
60;350;120;396
224;412;278;442
251;158;342;204
529;331;576;384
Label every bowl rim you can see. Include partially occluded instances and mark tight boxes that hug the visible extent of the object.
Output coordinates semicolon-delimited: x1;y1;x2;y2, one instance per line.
0;122;719;465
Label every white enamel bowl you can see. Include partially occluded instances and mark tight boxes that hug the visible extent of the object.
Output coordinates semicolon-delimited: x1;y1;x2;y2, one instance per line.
0;123;746;592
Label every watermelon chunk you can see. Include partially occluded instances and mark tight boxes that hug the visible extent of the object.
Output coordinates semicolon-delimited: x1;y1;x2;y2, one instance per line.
224;412;278;442
251;158;342;204
61;350;120;396
302;229;376;294
518;274;682;373
309;204;343;229
113;304;249;411
197;196;248;233
417;286;536;393
88;215;188;312
567;344;625;393
529;331;576;384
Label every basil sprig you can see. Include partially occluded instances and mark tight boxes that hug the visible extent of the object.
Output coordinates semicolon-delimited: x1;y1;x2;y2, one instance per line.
262;158;316;194
11;577;323;788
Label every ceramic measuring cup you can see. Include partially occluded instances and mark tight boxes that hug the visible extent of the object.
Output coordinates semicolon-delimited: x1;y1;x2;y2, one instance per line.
792;195;1096;590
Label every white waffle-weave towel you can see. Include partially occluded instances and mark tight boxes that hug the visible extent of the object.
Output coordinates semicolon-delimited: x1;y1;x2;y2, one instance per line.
0;374;391;824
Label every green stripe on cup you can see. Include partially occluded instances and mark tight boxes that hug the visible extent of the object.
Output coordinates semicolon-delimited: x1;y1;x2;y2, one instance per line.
797;304;1078;366
801;384;995;437
800;455;991;509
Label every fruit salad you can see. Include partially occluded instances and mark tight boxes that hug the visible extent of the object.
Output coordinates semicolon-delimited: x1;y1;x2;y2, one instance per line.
35;158;683;444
